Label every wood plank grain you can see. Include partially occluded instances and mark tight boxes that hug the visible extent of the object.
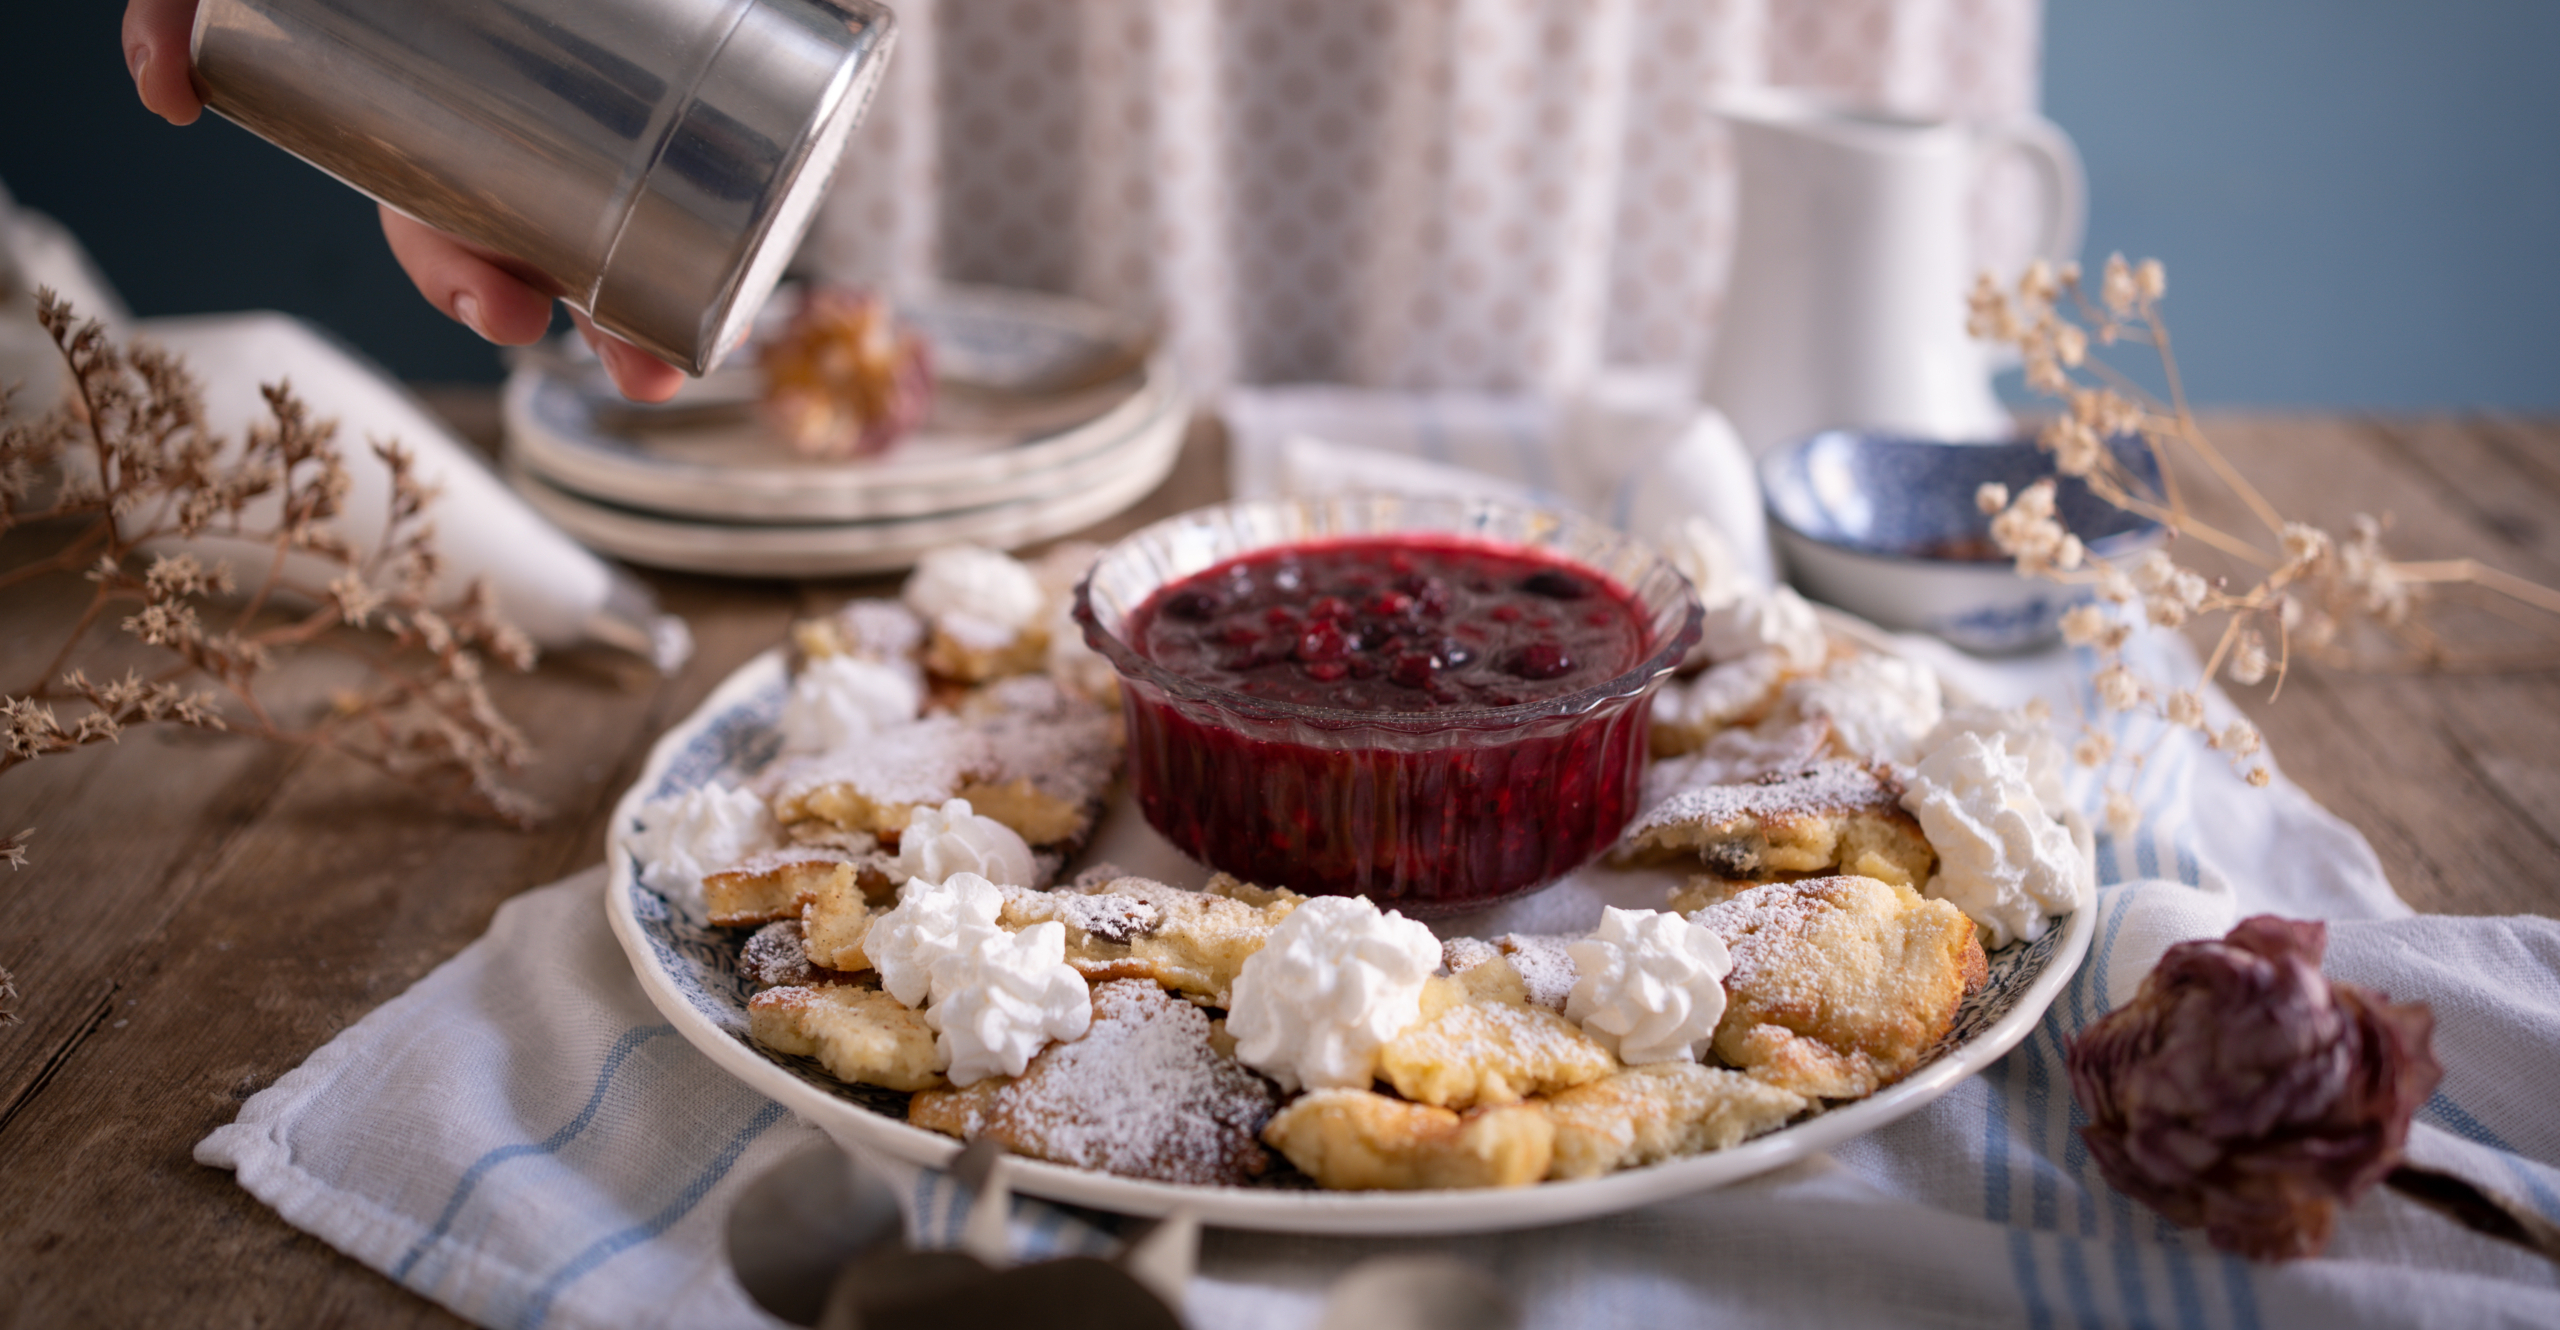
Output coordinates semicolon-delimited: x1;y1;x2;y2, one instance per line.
2162;413;2560;918
0;406;1224;1325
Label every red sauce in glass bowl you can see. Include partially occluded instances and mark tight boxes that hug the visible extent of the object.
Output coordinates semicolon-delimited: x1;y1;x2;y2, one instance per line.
1082;512;1699;915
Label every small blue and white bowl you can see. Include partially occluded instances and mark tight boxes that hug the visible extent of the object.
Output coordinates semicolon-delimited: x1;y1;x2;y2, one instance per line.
1761;428;2164;653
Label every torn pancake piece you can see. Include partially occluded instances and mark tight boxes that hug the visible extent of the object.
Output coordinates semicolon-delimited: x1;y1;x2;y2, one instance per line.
1688;875;1986;1100
1375;975;1620;1110
1003;873;1303;1006
908;979;1280;1186
748;984;945;1092
1618;759;1935;890
1261;1088;1554;1190
1541;1063;1809;1180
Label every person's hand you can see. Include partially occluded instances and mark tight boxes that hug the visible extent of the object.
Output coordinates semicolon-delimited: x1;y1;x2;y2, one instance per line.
122;0;686;402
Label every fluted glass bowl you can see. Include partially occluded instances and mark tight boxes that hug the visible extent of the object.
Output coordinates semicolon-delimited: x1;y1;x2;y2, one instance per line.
1074;494;1702;915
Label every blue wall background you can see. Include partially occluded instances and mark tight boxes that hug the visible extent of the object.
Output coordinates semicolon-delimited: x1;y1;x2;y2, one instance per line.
4;2;2557;405
2043;0;2560;410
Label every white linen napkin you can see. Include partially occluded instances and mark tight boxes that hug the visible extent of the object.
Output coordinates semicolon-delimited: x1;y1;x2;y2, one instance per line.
200;388;2560;1328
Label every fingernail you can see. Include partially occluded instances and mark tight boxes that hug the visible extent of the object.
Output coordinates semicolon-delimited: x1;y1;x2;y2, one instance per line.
454;293;487;338
127;43;149;86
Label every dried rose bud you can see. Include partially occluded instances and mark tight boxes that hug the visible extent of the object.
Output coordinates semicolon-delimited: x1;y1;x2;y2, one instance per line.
2067;915;2440;1260
759;288;933;458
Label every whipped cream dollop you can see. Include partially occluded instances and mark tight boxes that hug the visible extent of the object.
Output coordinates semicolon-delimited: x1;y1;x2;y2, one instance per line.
894;797;1037;888
1787;651;1943;761
1924;704;2071;811
1900;728;2090;948
904;544;1046;650
1565;907;1733;1065
1225;896;1440;1092
1669;516;1826;671
866;871;1008;1007
926;920;1092;1085
1667;516;1751;615
627;781;778;919
1699;585;1827;672
778;654;923;754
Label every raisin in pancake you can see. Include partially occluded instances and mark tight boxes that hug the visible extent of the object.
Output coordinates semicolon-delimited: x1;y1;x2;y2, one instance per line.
996;873;1302;1006
907;980;1279;1186
1374;975;1619;1110
1616;759;1935;890
1688;874;1986;1100
1541;1063;1808;1180
740;919;869;989
701;847;894;927
748;984;945;1092
1260;1088;1554;1191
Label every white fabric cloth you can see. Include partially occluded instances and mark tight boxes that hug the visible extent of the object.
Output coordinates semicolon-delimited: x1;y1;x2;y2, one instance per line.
198;395;2560;1327
807;0;2049;392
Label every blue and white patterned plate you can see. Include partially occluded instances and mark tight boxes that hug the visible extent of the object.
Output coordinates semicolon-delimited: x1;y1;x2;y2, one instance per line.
604;646;2095;1234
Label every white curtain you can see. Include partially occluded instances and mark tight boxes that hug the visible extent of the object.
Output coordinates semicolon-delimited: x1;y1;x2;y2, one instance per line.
806;0;2048;393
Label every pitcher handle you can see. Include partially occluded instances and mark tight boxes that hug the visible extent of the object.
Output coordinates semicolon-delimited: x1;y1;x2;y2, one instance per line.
1980;115;2088;267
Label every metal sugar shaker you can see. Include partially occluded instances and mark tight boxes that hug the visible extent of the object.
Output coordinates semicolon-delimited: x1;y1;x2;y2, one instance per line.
190;0;897;375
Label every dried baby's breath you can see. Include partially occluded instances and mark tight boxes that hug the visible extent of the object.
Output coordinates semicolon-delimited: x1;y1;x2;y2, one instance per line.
2;293;548;1007
1970;257;2560;828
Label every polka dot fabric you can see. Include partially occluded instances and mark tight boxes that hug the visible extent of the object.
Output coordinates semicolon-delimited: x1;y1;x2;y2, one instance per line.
806;0;2046;392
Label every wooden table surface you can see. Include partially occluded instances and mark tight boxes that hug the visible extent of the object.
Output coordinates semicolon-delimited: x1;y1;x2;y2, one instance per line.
2;398;2554;1326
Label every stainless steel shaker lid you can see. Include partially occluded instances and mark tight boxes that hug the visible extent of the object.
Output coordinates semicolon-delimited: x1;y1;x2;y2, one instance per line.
594;0;896;375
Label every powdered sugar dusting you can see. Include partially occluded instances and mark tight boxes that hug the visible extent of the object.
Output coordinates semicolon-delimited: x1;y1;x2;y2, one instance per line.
977;979;1279;1186
1631;760;1903;840
1495;935;1579;1012
765;715;984;811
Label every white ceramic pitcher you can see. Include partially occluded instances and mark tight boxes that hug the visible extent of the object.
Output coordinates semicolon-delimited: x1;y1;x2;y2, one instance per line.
1702;89;2086;455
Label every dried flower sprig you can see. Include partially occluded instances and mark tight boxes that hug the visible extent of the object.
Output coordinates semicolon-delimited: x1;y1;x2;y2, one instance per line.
1968;256;2560;834
2;291;545;869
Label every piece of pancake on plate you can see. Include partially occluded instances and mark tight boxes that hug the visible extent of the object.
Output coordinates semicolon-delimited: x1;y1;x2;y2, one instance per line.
1374;973;1620;1110
1687;874;1986;1100
1541;1062;1809;1180
907;979;1280;1186
748;983;946;1092
763;675;1121;851
1617;759;1936;893
1260;1087;1555;1191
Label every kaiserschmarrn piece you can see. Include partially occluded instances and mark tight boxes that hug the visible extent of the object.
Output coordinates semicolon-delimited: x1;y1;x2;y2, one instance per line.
907;980;1280;1186
1688;875;1986;1100
748;984;945;1092
1375;975;1619;1110
999;873;1303;1005
764;678;1120;850
701;849;892;927
1260;1088;1555;1191
1618;760;1936;891
1541;1063;1809;1180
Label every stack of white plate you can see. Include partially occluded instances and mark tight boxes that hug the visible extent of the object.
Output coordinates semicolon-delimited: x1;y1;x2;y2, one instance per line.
502;286;1188;577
